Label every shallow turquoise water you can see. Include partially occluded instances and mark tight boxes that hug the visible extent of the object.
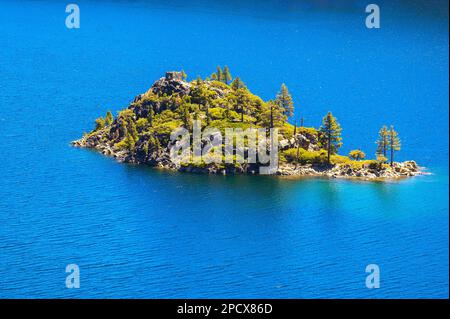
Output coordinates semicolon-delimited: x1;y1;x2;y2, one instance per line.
0;0;448;298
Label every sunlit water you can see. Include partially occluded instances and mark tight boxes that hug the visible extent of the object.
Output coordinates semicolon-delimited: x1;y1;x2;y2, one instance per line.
0;0;448;298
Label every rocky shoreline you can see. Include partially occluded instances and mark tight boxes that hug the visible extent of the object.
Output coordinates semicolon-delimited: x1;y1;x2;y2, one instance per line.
71;136;425;181
276;161;425;180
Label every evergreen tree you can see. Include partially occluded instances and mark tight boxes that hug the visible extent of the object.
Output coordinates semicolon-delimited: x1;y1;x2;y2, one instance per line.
295;135;301;167
180;104;191;130
230;77;246;90
270;102;274;128
319;112;343;164
181;70;187;81
275;83;294;118
211;73;218;81
223;107;230;121
375;125;389;157
105;111;113;126
123;132;136;151
94;116;105;131
235;88;248;122
223;66;232;84
205;102;210;125
260;100;286;128
147;107;154;127
388;125;401;166
216;66;223;82
128;120;138;142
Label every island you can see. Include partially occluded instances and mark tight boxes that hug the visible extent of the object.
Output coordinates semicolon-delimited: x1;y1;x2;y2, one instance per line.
72;69;423;180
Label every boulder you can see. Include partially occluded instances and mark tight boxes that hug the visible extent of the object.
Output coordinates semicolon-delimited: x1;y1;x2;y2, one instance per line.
150;72;190;97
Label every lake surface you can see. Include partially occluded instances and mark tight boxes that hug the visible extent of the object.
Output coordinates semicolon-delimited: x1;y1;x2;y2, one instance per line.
0;0;448;298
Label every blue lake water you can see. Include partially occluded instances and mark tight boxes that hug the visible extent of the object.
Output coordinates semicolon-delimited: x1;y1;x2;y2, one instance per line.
0;0;448;298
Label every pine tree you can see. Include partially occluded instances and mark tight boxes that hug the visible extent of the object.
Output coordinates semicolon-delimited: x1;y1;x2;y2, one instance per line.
223;107;230;121
375;125;389;157
270;103;274;128
105;111;113;126
295;136;301;167
128;120;138;142
94;116;105;131
388;125;401;166
230;77;246;90
319;112;343;164
180;104;191;130
261;100;285;128
275;83;294;118
223;66;232;84
124;132;136;151
181;70;187;81
205;102;210;125
147;107;154;127
211;73;218;81
216;66;223;82
235;88;248;122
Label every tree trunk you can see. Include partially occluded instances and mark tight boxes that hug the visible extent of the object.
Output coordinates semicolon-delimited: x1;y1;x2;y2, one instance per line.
327;133;331;164
390;143;394;166
270;105;273;128
241;107;244;122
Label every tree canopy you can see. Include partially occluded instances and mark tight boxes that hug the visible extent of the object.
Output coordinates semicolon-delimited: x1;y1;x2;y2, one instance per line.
319;112;342;164
388;125;401;166
275;83;294;118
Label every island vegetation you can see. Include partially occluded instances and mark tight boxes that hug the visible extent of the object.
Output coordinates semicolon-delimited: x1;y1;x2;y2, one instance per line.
73;68;422;180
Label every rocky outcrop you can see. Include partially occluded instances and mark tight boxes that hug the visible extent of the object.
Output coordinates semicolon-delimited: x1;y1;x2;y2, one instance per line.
279;132;321;152
150;71;191;97
276;160;425;180
130;71;191;118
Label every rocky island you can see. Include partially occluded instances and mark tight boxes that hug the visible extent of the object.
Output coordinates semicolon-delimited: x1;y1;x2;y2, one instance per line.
72;69;423;180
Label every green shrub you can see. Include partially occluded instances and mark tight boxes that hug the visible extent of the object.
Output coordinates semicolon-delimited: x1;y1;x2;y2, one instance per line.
115;134;136;151
153;120;183;145
209;80;230;90
208;107;225;120
349;149;366;161
280;123;295;138
282;148;328;165
136;118;148;131
331;154;352;164
298;126;318;137
208;119;254;135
